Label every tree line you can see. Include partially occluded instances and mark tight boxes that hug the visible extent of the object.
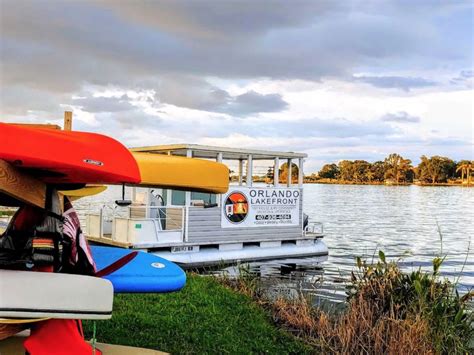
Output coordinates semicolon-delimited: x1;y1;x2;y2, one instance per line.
309;154;473;185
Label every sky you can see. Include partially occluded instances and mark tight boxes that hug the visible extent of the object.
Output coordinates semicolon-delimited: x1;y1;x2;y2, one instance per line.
0;0;473;172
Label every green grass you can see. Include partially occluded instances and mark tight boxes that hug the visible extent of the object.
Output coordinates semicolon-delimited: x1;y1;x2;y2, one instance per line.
83;275;310;354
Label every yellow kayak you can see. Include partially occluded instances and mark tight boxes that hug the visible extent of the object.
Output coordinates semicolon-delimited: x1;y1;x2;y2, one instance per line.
60;185;108;200
132;153;229;193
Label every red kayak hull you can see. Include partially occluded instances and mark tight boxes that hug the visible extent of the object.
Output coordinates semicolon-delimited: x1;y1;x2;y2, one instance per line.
0;123;141;185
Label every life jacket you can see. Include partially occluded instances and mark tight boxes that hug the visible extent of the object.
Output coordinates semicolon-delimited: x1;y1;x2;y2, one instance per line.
0;192;96;275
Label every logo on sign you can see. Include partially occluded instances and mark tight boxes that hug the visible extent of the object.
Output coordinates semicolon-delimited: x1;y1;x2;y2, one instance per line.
224;191;249;223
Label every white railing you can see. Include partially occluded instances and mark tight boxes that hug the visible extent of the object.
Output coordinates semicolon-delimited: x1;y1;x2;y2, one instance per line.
85;205;185;245
127;205;184;231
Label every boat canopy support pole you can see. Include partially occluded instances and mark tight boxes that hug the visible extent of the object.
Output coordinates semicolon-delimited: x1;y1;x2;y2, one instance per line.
247;154;253;187
238;159;244;186
185;149;192;207
216;152;223;206
298;158;304;187
166;151;172;207
274;157;280;187
287;159;292;187
184;149;193;242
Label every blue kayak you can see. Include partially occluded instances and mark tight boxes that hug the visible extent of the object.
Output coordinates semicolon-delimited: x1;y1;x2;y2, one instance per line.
90;246;186;293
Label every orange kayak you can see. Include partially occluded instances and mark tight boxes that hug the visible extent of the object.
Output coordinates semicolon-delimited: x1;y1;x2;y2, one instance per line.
0;123;141;185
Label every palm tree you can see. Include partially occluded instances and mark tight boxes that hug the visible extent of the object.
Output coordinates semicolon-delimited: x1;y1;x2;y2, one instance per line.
384;153;412;184
456;161;473;185
366;169;375;183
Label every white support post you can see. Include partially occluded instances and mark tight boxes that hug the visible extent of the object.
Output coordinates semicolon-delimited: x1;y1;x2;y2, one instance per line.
99;208;104;238
181;206;186;242
247;154;253;187
287;159;292;187
166;149;172;207
238;159;244;185
184;206;189;242
274;157;280;187
131;186;137;202
185;149;192;206
216;152;223;206
298;158;304;187
299;158;304;234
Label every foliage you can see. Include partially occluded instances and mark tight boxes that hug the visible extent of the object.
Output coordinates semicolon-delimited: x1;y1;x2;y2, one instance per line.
417;155;456;184
279;162;299;184
384;153;412;183
220;255;473;354
346;253;474;354
456;160;473;184
83;275;310;354
337;160;355;181
313;154;471;185
318;163;339;179
370;161;386;182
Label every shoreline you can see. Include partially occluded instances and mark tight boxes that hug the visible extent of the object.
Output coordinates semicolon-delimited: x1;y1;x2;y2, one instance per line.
304;180;473;187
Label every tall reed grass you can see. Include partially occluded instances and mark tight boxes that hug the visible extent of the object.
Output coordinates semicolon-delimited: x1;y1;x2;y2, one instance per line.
218;252;473;354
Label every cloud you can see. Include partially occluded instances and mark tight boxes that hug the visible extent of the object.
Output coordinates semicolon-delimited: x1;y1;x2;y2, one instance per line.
450;70;473;87
380;111;421;123
226;91;288;116
354;76;437;91
153;76;229;111
1;0;470;96
272;118;397;138
113;110;162;130
0;85;67;116
166;116;398;140
100;1;338;40
426;136;472;147
153;77;287;115
72;95;135;113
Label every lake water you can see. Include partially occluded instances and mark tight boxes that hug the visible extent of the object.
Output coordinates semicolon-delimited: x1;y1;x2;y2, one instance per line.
76;184;473;304
209;184;474;304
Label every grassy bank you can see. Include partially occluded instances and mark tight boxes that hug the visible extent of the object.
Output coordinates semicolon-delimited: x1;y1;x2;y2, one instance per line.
83;275;310;354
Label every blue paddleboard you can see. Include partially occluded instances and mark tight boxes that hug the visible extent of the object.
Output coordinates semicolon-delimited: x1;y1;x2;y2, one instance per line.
90;246;186;293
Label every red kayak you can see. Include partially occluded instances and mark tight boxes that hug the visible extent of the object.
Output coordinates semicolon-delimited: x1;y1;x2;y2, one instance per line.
0;123;140;185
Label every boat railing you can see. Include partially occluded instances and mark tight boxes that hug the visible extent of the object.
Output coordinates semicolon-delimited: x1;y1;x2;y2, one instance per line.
84;204;185;246
125;205;184;231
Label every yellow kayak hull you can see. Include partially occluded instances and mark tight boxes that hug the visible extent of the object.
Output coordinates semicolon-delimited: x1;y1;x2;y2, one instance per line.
60;185;108;200
132;153;229;193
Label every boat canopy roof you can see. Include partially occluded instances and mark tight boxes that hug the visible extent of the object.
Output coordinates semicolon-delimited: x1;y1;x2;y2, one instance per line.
131;144;307;161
